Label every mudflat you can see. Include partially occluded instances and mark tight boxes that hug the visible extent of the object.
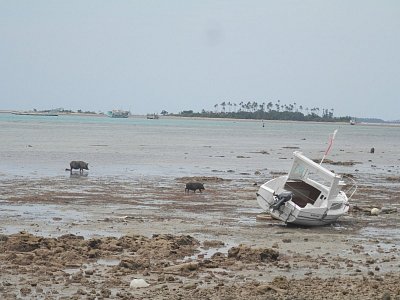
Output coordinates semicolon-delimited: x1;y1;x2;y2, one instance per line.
1;116;399;299
0;172;399;299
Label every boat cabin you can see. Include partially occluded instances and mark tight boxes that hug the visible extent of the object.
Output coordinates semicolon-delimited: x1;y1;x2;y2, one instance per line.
283;180;322;208
283;151;344;208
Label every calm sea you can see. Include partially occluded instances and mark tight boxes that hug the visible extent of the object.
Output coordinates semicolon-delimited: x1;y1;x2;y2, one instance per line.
0;113;399;181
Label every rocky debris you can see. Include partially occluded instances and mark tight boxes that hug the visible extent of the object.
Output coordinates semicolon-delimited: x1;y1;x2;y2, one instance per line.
386;176;400;182
312;158;360;166
129;278;150;288
202;240;225;249
371;208;381;216
352;205;398;215
227;245;279;262
250;150;270;155
0;232;200;270
119;257;150;270
164;261;199;272
0;230;399;299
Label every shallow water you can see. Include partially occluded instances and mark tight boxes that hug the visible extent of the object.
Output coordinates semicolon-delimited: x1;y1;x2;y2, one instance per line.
360;226;400;239
1;113;399;180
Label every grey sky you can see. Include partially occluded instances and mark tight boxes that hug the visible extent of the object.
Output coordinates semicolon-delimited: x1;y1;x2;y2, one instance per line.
1;1;399;120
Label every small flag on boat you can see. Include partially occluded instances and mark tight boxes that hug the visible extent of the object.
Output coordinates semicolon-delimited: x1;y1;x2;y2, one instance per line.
320;129;338;165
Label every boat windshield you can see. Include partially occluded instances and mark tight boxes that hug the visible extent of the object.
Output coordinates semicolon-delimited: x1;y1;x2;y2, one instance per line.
288;152;341;199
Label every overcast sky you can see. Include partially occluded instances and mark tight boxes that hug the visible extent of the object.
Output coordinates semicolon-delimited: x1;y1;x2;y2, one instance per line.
1;1;399;120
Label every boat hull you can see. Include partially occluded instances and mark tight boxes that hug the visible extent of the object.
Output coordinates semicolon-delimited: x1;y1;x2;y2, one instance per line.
268;200;349;226
257;175;349;226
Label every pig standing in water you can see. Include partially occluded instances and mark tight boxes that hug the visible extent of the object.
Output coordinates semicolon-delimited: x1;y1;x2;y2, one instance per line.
185;182;205;193
68;161;89;174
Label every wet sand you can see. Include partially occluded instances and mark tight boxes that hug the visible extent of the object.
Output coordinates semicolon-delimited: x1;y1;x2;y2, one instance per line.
1;115;400;299
1;172;399;299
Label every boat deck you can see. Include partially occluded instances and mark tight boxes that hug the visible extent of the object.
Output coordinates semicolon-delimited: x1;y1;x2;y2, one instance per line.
284;180;321;208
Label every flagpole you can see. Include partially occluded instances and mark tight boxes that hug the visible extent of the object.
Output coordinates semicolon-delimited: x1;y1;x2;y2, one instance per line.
320;129;338;165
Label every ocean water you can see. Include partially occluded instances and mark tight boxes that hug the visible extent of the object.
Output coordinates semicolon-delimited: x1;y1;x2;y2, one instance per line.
0;113;399;181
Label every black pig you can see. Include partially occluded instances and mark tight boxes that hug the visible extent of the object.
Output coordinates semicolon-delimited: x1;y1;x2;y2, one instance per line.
68;161;89;174
185;182;205;193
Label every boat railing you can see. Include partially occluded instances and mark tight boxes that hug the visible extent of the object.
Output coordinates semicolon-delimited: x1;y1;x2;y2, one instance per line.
341;175;358;200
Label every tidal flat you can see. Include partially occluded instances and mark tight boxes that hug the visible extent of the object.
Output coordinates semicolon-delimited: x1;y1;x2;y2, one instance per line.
0;114;399;299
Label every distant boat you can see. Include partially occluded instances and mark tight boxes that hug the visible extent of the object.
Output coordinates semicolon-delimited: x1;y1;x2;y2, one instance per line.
12;111;58;116
146;113;159;120
107;110;129;118
350;118;356;125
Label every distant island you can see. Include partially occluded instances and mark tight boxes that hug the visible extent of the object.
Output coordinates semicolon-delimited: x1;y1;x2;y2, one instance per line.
3;101;398;123
169;100;352;122
169;101;397;123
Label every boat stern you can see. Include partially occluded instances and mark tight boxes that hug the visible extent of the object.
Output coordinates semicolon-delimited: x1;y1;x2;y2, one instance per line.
256;176;287;211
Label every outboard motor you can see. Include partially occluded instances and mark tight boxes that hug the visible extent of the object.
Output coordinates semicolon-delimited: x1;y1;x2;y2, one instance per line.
271;191;293;210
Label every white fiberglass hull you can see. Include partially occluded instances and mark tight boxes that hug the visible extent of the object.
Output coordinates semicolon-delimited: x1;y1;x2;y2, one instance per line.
257;176;349;226
268;200;348;226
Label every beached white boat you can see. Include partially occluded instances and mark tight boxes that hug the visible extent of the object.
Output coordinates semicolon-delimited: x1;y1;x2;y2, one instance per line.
257;151;354;226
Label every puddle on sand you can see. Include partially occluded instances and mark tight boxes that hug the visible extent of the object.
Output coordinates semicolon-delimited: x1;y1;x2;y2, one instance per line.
0;203;93;237
63;258;121;275
122;205;159;211
236;207;263;214
96;258;121;266
236;216;257;226
182;241;237;262
63;267;82;275
0;203;87;222
66;228;124;239
359;227;400;239
352;227;400;262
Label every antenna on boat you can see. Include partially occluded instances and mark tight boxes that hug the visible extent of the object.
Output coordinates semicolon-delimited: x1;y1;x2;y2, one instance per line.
320;129;338;165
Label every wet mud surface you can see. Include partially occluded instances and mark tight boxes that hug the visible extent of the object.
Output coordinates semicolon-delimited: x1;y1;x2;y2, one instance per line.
0;172;399;299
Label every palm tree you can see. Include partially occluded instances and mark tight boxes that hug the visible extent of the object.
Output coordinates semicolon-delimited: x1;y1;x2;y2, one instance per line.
227;101;232;113
221;101;226;113
276;100;281;111
245;101;251;112
252;101;258;112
